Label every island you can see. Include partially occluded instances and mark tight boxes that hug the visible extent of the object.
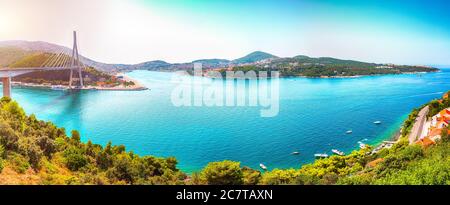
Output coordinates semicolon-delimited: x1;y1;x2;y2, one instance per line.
172;52;439;78
220;53;439;78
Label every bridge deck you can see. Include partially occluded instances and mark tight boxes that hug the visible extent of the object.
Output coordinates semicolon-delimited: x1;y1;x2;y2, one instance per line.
0;67;75;78
0;67;75;71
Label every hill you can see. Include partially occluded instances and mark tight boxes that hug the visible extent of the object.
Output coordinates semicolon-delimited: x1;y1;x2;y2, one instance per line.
0;40;439;77
232;51;278;64
0;41;120;72
0;47;31;67
192;59;230;68
127;60;172;71
6;53;115;86
231;55;438;77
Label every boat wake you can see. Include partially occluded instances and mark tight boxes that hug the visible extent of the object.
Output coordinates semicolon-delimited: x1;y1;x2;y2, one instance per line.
405;91;443;98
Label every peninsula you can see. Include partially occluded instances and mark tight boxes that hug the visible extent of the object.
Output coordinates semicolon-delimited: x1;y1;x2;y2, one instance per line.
0;48;147;91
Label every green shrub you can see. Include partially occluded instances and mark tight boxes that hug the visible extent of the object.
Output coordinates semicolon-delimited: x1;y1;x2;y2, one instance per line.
242;166;261;185
199;160;243;185
8;153;30;174
260;169;300;185
0;159;4;172
63;147;88;171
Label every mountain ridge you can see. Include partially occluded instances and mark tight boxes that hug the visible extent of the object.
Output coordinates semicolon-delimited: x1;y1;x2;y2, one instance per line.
0;40;439;76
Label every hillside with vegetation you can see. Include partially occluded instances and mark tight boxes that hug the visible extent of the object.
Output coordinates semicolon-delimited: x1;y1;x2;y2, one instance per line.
0;41;120;72
1;41;438;77
229;55;439;77
6;52;120;87
1;92;450;185
0;97;185;184
0;47;31;67
231;51;278;64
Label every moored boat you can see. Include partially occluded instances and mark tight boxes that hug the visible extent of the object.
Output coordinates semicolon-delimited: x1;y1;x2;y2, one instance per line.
346;130;353;134
373;121;382;124
291;151;300;155
331;149;345;156
259;163;267;171
51;85;67;91
314;153;329;158
359;143;367;149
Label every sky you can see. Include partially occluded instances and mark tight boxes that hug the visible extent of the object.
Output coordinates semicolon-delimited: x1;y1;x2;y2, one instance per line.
0;0;449;65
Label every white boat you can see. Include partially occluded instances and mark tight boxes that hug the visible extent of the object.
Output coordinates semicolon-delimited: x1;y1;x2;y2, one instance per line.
331;149;345;156
259;163;267;170
51;85;67;91
346;130;353;134
359;143;367;149
291;151;300;155
373;121;382;124
314;153;329;158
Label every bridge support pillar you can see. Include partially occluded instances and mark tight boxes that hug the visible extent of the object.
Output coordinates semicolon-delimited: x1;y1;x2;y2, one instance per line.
2;77;11;98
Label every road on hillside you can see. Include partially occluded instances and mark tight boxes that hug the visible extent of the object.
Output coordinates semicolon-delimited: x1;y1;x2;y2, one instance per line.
409;105;429;144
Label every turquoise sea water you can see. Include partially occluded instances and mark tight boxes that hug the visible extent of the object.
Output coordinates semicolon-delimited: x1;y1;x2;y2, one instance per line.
4;69;450;173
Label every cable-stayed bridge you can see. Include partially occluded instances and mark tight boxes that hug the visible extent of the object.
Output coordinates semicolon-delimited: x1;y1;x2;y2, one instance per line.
0;31;85;98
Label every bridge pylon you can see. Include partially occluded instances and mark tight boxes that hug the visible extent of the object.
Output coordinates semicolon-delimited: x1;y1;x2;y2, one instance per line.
69;31;84;89
2;77;11;98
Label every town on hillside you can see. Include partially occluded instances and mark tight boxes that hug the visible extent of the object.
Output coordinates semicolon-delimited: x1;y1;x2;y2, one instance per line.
416;93;450;147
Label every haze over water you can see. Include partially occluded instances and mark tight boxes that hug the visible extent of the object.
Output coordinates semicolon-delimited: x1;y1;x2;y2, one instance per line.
5;69;450;173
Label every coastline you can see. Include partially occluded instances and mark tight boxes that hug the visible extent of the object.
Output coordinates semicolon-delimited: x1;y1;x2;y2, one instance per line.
303;71;435;79
10;72;148;91
197;69;438;79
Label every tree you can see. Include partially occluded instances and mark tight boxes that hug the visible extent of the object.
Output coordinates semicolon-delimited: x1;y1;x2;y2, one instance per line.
64;147;88;171
2;100;26;122
71;130;81;143
0;96;11;104
86;140;95;156
17;137;43;169
108;153;138;184
441;127;449;141
0;145;4;159
165;157;178;171
260;169;300;185
242;166;261;185
199;161;243;185
36;136;55;157
0;121;19;150
0;159;3;172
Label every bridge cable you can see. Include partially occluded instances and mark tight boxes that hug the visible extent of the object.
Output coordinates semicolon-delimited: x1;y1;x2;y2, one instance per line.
42;48;65;68
45;48;65;67
48;48;67;67
50;50;66;68
60;53;70;68
40;53;56;68
54;50;67;68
